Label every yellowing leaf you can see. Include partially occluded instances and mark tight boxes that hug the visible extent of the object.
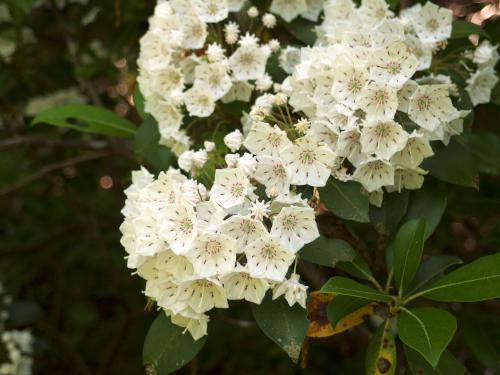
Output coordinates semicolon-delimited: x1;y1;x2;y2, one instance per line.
306;292;378;338
365;320;397;375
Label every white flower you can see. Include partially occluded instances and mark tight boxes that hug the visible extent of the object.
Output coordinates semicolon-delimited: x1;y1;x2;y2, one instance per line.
204;141;215;152
405;35;433;71
473;40;499;68
272;273;308;308
391;131;433;168
159;204;197;254
303;0;325;22
156;250;194;282
270;0;308;22
466;67;499;106
221;215;268;248
331;60;369;109
222;81;255;103
268;39;281;53
360;0;392;24
386;167;427;192
360;120;409;159
225;153;240;167
270;206;319;253
245;235;296;281
358;82;398;121
224;21;240;45
191;0;228;23
237;153;257;176
183;85;216;117
229;41;270;81
206;43;226;63
185;232;237;277
132;215;165;256
262;13;277;28
397;79;418;113
370;41;419;89
178;150;194;172
194;62;232;100
170;311;209;340
210;168;250;209
336;125;364;167
249;200;271;221
224;129;243;151
408;84;457;131
228;0;247;12
181;15;208;49
279;46;302;74
410;2;452;43
353;158;395;192
254;156;290;196
281;136;337;187
256;73;274;92
244;122;291;158
196;201;225;233
192;149;208;169
220;265;269;304
177;278;228;313
247;6;259;18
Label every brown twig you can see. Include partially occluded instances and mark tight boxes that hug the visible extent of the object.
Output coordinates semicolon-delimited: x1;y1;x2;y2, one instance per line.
0;151;108;196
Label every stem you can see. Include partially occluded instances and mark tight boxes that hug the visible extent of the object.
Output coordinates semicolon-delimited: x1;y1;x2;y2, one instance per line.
384;268;394;293
402;290;426;306
368;276;384;293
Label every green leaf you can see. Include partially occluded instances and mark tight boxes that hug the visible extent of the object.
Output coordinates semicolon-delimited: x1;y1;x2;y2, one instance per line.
464;133;500;175
423;139;479;189
405;347;467;375
143;313;206;375
421;252;500;302
5;0;37;13
284;18;317;45
134;116;172;172
406;256;463;296
369;191;409;235
463;314;500;371
393;219;427;295
327;295;368;329
319;180;370;223
398;307;457;367
252;296;309;363
299;236;355;268
321;277;392;303
31;104;137;138
336;253;375;282
365;320;397;375
451;20;490;39
403;183;447;240
134;85;146;119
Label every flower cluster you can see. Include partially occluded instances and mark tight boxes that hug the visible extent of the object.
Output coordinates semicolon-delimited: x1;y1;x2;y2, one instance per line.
254;0;497;202
137;0;288;155
120;166;315;339
0;284;34;375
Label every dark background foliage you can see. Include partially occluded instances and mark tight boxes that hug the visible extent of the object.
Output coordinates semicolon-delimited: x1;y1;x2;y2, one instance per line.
0;0;499;374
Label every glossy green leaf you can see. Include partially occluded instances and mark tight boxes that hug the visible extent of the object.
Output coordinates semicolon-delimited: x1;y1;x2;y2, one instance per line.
134;85;146;119
398;307;457;367
369;191;409;235
464;133;500;175
299;236;355;268
403;183;447;240
327;295;368;328
319;180;370;223
421;252;500;302
406;256;463;296
252;296;309;363
463;315;500;371
365;320;396;375
405;347;467;375
143;313;206;375
134;116;172;172
31;104;137;138
423;139;479;189
321;277;392;303
451;20;490;39
337;253;376;282
393;219;427;295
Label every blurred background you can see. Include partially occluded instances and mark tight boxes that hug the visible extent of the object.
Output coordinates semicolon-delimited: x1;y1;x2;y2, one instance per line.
0;0;499;374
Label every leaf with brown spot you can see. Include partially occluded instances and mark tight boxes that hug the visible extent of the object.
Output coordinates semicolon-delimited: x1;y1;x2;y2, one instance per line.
365;320;396;375
306;292;378;338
